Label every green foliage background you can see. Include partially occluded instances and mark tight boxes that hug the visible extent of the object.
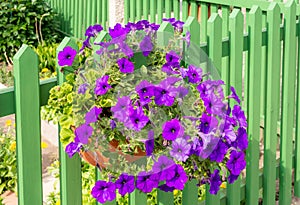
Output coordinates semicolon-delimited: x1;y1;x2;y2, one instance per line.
0;0;62;63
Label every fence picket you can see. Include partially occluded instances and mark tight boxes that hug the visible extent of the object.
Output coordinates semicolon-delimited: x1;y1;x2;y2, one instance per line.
296;9;300;198
157;0;163;24
182;180;198;205
173;0;180;20
157;22;175;46
182;0;189;21
150;0;156;23
200;3;209;43
246;6;262;205
165;0;172;18
57;37;82;205
130;0;136;22
14;45;43;205
157;190;174;205
280;1;297;204
129;190;147;205
136;0;142;21
263;3;281;205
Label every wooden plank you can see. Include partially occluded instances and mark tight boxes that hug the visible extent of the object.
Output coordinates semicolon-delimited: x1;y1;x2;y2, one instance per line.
165;0;172;18
173;0;180;20
57;37;82;205
124;0;129;23
279;1;297;204
263;3;281;205
200;3;208;43
150;0;156;23
157;0;163;23
246;5;262;205
182;180;198;205
157;190;174;205
102;0;108;30
190;1;198;17
182;0;189;21
296;5;300;197
221;6;230;38
143;0;149;21
206;184;221;205
136;0;142;21
130;0;136;22
157;22;175;46
14;45;43;205
129;190;147;205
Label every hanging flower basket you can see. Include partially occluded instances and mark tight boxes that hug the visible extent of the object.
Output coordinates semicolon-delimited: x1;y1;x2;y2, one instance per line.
56;19;248;204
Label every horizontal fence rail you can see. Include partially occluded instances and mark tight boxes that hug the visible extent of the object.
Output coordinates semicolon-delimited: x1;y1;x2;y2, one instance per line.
1;1;300;204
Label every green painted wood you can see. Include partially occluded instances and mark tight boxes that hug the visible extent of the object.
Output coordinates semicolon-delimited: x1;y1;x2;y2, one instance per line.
87;0;92;30
102;0;108;30
207;13;222;79
205;184;221;205
246;5;262;205
280;1;297;204
124;0;129;23
173;0;180;20
129;190;147;205
182;0;189;21
97;0;102;25
165;0;172;18
136;0;142;21
14;45;43;205
183;16;200;44
157;22;175;46
221;6;229;37
92;0;97;25
211;4;218;14
157;190;174;205
190;1;198;17
143;0;149;21
200;3;208;43
78;0;84;38
57;37;82;205
296;7;300;198
130;0;136;22
157;0;163;24
182;180;198;205
263;3;281;205
150;0;156;23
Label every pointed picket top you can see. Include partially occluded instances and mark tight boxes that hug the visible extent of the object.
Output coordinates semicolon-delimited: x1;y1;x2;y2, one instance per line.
93;30;111;50
268;1;280;13
56;37;78;84
229;9;243;27
183;16;200;44
207;13;222;24
285;0;296;11
157;21;175;46
249;5;262;17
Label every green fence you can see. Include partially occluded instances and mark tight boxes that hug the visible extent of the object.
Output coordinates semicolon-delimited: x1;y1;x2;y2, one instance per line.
47;0;109;39
0;1;300;205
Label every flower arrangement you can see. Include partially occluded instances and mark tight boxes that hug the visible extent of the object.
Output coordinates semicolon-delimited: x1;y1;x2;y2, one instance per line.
55;18;248;203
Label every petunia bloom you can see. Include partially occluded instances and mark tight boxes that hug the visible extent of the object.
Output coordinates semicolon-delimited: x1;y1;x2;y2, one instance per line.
85;24;103;37
74;124;93;144
111;96;132;122
140;35;153;56
162;119;184;141
65;141;82;158
109;23;130;39
209;169;222;194
199;113;218;134
85;106;102;124
94;75;111;96
58;46;77;67
228;86;241;104
187;65;202;84
152;155;175;180
136;80;154;105
145;130;155;156
91;180;116;203
136;171;160;193
226;150;246;176
209;140;228;162
125;106;149;131
117;57;134;73
232;105;248;128
166;164;188;190
170;137;191;162
115;173;135;196
78;83;88;94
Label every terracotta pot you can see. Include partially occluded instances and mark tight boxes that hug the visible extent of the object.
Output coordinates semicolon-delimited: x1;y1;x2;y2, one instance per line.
80;139;146;168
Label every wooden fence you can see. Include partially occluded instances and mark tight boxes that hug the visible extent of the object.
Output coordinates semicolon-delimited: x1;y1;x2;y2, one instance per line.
0;1;300;205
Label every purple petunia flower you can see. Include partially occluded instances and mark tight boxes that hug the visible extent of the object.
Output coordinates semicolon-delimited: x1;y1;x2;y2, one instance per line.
232;105;248;128
140;35;153;56
172;20;184;31
117;57;134;73
184;31;191;47
152;156;175;180
176;86;189;99
111;96;132;122
222;124;237;143
110;119;116;129
58;46;77;67
150;23;160;30
228;173;239;184
145;130;155;156
85;106;102;124
136;80;154;105
229;86;241;104
78;83;88;94
226;150;246;176
125;106;149;131
199;113;218;134
203;94;226;116
80;38;91;52
187;65;202;84
162;18;176;24
91;180;116;203
136;171;160;193
199;132;219;159
162;119;184;141
65;141;82;158
94;75;111;96
158;184;176;192
166;164;188;190
119;42;134;58
153;77;180;106
74;124;93;144
115;173;135;196
85;24;103;37
235;127;248;151
189;137;202;156
109;23;130;38
209;140;228;162
166;50;180;64
209;169;222;194
170;137;191;162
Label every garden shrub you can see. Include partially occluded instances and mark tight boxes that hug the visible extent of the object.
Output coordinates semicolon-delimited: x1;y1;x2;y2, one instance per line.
0;0;62;64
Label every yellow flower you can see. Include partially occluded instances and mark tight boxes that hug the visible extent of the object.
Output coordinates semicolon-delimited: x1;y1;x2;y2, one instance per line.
55;199;60;205
5;119;12;127
220;182;227;189
173;190;179;196
42;68;49;73
41;141;48;149
9;141;16;151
